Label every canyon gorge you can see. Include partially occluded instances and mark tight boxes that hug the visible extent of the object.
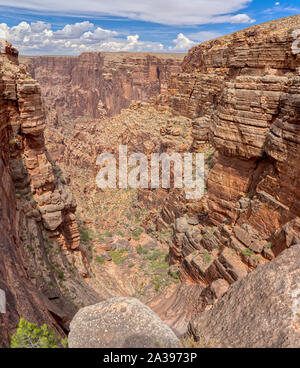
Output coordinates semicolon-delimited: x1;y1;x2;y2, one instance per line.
0;14;300;348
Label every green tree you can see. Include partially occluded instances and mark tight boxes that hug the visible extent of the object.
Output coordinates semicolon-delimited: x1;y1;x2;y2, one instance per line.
10;318;68;348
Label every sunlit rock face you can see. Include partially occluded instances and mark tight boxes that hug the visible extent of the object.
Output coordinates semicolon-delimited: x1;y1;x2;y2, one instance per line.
22;52;184;121
148;16;300;338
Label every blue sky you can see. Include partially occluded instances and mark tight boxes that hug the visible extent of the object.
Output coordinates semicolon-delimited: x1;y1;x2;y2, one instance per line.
0;1;299;54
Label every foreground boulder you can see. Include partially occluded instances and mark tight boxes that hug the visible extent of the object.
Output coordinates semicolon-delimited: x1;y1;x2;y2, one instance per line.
68;297;180;348
188;245;300;348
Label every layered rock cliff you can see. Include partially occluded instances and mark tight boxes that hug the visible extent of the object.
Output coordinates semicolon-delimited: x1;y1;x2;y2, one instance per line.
22;52;184;122
150;15;300;333
0;41;98;347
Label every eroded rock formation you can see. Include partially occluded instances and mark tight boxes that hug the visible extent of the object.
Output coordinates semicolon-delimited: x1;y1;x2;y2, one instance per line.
152;15;300;336
0;41;98;347
188;245;300;348
22;52;184;121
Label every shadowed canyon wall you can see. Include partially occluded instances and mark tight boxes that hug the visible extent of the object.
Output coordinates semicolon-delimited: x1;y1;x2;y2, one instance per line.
0;41;98;347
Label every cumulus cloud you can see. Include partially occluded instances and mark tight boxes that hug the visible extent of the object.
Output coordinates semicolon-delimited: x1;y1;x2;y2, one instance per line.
0;21;165;54
0;0;255;25
53;21;94;39
0;23;9;40
82;27;118;41
93;35;164;52
187;31;222;42
229;13;255;23
30;21;51;33
168;33;196;52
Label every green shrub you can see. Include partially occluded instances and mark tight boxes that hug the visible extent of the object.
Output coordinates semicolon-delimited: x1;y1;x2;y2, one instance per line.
137;244;148;255
203;227;217;240
104;231;113;238
266;242;273;249
151;275;163;292
147;250;169;271
57;270;65;282
95;255;105;264
242;249;255;257
10;318;67;348
132;228;143;240
146;249;163;261
170;272;179;280
205;152;214;169
79;227;94;244
109;249;128;265
203;251;212;264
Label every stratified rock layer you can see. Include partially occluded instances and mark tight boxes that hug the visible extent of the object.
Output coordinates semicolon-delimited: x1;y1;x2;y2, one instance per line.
0;41;98;347
188;245;300;348
150;15;300;334
22;52;184;120
165;14;300;288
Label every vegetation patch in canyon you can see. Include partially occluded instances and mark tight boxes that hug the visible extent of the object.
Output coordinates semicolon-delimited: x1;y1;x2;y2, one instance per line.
11;318;67;348
109;249;128;265
95;255;106;265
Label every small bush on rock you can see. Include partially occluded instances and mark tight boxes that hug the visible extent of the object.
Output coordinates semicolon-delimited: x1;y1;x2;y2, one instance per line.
10;318;67;348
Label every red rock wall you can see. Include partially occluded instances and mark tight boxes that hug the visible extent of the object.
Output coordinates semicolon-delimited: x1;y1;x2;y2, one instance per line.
166;15;300;229
22;52;184;120
0;42;89;347
162;15;300;307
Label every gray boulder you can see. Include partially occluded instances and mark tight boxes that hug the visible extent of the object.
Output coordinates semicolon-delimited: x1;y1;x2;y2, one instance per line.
68;297;180;348
0;289;6;313
188;245;300;348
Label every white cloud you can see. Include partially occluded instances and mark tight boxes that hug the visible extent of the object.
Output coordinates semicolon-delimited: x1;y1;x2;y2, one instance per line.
187;30;222;42
0;23;9;39
0;0;255;25
53;21;94;39
0;21;165;54
30;21;51;33
229;13;255;23
82;27;118;41
275;2;280;6
168;33;196;51
94;35;164;52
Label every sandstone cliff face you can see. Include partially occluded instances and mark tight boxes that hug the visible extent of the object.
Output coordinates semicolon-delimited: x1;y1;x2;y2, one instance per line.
149;15;300;334
0;41;98;347
22;52;184;121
